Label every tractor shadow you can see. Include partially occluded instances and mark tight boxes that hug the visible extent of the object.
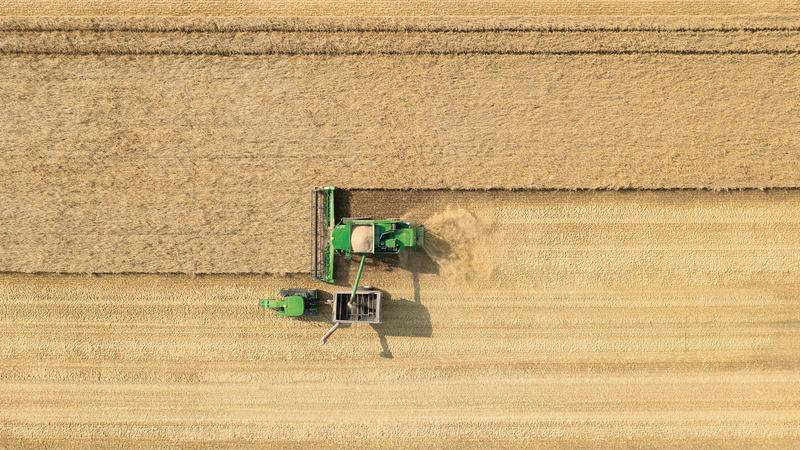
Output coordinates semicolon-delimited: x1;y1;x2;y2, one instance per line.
292;289;335;324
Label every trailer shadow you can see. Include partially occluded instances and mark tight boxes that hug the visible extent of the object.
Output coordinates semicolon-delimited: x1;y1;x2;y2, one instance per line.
289;288;432;359
370;289;433;359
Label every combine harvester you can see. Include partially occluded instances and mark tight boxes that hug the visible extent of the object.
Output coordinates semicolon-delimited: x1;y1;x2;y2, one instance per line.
260;186;424;344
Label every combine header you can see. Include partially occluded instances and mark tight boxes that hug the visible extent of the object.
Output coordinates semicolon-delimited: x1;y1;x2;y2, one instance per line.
262;186;425;345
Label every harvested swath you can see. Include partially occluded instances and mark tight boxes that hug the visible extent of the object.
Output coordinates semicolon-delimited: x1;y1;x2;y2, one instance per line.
1;0;799;16
2;16;800;273
5;29;800;54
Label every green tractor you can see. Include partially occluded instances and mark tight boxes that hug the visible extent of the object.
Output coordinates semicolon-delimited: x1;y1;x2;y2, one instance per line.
259;289;318;318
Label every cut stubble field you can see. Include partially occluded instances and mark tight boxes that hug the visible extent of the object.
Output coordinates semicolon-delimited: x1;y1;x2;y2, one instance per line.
2;189;799;447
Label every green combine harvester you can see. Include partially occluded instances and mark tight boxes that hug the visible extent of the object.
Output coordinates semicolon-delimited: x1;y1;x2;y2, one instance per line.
260;186;425;344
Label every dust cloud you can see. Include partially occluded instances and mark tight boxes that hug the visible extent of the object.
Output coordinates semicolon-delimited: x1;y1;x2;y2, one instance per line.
417;206;497;283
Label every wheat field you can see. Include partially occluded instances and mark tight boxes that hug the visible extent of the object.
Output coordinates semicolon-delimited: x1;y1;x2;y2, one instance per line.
2;16;800;273
2;5;800;448
3;1;800;16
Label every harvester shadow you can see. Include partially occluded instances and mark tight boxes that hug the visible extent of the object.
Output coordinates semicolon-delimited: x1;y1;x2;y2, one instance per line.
336;249;441;305
384;237;448;303
332;188;443;357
